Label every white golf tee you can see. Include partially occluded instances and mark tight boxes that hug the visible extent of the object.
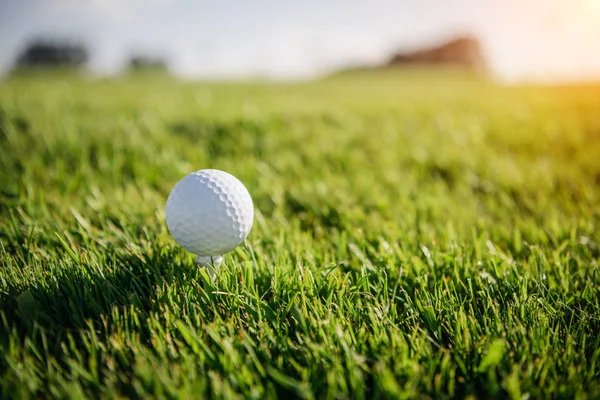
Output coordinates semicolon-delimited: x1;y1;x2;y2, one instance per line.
196;255;223;279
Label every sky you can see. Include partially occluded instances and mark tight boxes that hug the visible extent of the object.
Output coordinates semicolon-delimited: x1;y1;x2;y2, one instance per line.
1;0;600;82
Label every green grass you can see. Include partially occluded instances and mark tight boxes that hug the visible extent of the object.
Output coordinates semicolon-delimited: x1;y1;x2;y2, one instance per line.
1;70;599;399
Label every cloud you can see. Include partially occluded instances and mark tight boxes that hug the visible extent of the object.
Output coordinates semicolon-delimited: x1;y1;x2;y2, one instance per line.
54;0;175;22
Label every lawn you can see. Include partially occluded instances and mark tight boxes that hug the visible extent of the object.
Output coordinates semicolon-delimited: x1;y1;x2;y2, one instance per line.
1;70;599;399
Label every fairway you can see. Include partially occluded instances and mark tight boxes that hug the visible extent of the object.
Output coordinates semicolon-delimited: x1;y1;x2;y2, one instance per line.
1;71;599;399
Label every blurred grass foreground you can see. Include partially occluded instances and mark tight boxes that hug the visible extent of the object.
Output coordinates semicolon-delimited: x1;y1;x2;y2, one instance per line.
0;69;599;398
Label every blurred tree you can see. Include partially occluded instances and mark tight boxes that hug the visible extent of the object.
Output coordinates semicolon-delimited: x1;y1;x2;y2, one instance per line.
387;35;487;72
127;55;169;73
335;34;488;76
14;39;89;69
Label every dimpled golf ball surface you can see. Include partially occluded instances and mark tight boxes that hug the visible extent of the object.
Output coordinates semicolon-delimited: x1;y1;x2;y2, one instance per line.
166;169;254;256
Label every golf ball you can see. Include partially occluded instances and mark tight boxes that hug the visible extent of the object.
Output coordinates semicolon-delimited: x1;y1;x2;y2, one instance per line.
165;169;254;257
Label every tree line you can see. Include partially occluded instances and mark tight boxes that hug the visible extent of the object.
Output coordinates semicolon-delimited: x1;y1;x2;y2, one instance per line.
12;39;168;72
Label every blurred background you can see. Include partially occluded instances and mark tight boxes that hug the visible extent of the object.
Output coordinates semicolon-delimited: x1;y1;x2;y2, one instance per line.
1;0;600;83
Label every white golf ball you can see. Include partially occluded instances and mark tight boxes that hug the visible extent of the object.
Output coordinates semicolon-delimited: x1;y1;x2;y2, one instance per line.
165;169;254;257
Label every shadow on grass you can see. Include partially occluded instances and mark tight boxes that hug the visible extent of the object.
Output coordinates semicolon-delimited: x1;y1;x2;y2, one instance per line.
0;246;214;350
0;244;308;399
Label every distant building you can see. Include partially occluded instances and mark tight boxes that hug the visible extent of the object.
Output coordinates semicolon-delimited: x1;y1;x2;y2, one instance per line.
386;36;487;71
14;40;88;69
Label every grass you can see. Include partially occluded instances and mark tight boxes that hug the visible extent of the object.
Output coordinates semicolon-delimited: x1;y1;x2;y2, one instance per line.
0;69;599;399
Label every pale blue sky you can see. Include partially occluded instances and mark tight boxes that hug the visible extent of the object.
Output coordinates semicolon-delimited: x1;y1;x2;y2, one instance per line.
1;0;599;81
